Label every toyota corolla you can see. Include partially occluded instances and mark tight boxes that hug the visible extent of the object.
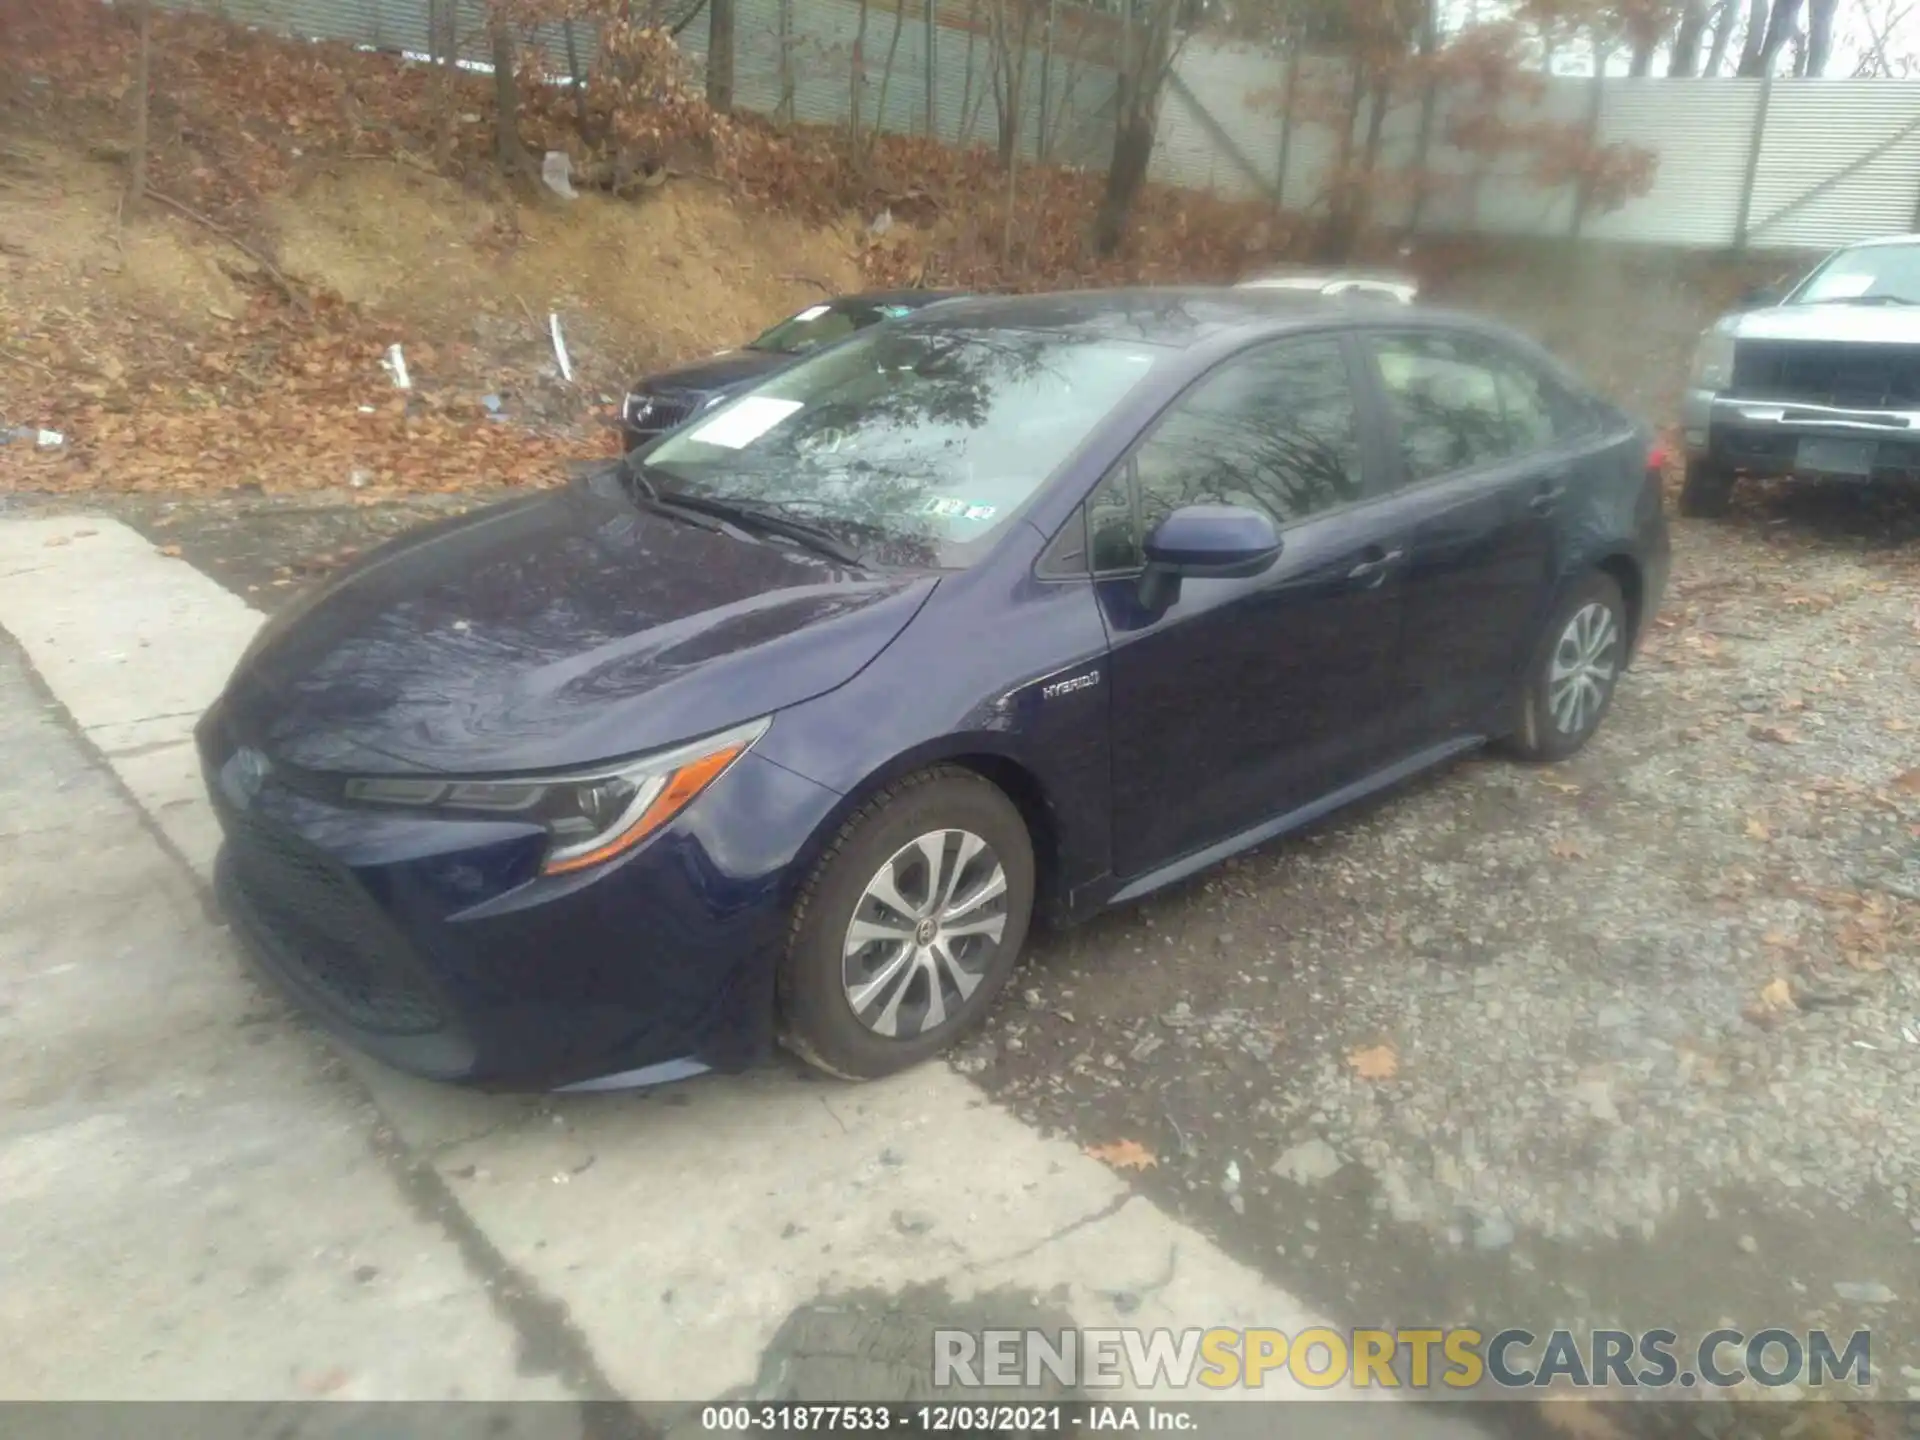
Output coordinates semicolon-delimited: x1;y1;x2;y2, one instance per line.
197;288;1669;1091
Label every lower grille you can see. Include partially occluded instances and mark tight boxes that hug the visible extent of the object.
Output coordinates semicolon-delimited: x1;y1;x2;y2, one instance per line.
625;392;700;439
1732;341;1920;412
221;809;448;1037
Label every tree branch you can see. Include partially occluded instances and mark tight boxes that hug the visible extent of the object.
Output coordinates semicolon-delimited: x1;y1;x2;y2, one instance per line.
143;190;306;308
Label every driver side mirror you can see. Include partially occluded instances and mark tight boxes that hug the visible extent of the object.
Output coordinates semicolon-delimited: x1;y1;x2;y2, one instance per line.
1138;504;1282;610
1739;283;1783;309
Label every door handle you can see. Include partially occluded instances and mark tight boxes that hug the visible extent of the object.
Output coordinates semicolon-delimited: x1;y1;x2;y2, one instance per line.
1347;548;1404;583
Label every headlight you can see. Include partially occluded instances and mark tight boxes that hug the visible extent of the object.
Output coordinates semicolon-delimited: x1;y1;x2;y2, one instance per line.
343;717;769;876
1691;332;1736;390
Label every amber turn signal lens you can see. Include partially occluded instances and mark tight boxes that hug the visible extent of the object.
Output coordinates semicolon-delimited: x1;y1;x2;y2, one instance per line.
540;741;748;876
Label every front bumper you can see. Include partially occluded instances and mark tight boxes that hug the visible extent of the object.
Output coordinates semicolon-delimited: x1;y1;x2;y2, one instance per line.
198;708;841;1090
1682;388;1920;481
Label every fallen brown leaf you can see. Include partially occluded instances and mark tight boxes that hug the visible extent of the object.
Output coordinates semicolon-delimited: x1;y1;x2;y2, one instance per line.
299;1367;350;1396
1745;816;1772;841
1549;838;1589;860
1347;1043;1400;1080
1885;718;1911;734
1748;724;1800;744
1892;768;1920;797
42;535;70;547
1539;779;1583;795
1084;1138;1158;1172
1744;977;1799;1027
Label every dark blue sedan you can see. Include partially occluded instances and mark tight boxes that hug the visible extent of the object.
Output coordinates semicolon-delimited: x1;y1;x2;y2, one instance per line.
198;288;1669;1091
620;288;963;452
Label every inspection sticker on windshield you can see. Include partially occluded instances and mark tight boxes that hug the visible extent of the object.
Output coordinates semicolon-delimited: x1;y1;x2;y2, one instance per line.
924;497;996;521
688;396;803;449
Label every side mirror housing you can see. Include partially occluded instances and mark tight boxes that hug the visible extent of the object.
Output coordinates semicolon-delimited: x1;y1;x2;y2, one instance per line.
1739;283;1783;309
1138;504;1281;609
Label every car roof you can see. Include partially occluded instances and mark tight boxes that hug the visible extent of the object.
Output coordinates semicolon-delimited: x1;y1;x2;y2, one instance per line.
1837;234;1920;249
833;288;966;309
898;285;1454;349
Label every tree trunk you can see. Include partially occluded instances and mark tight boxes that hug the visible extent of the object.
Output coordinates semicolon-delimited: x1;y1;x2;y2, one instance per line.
1804;0;1837;74
1627;34;1657;74
431;0;458;168
958;0;980;143
1702;0;1739;72
1735;0;1772;72
990;0;1031;171
127;0;152;211
1669;0;1708;74
850;0;871;146
1274;35;1302;209
776;0;795;126
1315;57;1367;261
1753;0;1807;74
870;0;908;145
1092;107;1154;256
1405;8;1440;234
488;10;528;175
707;0;735;113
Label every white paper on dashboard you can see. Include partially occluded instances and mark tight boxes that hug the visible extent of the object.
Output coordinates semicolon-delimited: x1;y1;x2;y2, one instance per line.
688;397;804;449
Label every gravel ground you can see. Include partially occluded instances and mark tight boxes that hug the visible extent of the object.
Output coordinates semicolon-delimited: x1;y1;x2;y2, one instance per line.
957;480;1920;1393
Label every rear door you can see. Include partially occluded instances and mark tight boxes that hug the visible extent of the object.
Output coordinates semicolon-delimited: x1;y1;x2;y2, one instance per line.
1356;327;1594;744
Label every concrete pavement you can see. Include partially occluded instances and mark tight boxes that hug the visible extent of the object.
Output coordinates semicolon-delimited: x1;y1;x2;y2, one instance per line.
0;514;1493;1431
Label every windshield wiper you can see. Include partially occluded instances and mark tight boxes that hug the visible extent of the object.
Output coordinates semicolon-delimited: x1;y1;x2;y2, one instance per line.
611;454;728;532
655;492;868;569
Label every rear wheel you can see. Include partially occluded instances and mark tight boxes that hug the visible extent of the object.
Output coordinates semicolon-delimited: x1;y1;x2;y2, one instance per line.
1502;571;1628;764
1678;458;1737;517
778;768;1034;1080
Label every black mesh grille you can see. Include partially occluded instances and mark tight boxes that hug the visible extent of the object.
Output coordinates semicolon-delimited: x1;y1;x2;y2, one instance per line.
625;392;699;438
1732;341;1920;412
222;809;448;1037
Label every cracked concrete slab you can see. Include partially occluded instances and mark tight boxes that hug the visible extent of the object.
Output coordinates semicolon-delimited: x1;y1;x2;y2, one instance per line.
0;515;1494;1430
0;638;571;1402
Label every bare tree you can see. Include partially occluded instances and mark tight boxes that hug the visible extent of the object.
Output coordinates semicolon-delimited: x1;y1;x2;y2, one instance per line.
1669;0;1708;71
127;0;153;211
488;4;530;174
1092;0;1187;257
988;0;1041;170
1803;0;1837;74
1701;0;1740;70
709;0;736;112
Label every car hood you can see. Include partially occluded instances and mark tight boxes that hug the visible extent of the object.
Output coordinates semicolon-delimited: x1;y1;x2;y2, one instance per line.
1726;304;1920;345
633;349;788;397
220;481;938;776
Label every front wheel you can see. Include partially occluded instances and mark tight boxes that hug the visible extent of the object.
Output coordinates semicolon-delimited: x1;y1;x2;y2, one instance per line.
778;768;1035;1080
1502;571;1628;764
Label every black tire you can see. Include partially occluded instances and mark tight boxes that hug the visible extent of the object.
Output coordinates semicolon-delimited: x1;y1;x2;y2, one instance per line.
778;767;1035;1081
1501;570;1628;764
1678;458;1737;517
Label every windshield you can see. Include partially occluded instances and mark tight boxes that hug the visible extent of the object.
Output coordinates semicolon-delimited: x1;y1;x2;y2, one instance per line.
643;324;1163;568
1790;244;1920;305
748;301;903;356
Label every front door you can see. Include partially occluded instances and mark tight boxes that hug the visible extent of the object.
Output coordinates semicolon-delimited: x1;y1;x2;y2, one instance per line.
1093;334;1407;878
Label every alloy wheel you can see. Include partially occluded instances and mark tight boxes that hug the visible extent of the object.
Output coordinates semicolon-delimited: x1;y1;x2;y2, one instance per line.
1547;601;1620;737
841;829;1008;1039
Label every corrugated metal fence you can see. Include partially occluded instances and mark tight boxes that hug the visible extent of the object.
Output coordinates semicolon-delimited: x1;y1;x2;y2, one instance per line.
161;0;1920;252
1160;44;1920;252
